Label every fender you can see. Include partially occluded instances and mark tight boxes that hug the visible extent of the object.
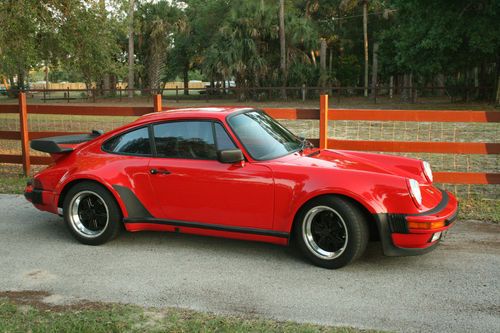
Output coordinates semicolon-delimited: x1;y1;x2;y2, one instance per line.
56;173;130;218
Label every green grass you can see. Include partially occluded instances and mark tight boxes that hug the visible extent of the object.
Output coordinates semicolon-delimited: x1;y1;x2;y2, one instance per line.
0;173;28;194
458;197;500;222
0;294;375;333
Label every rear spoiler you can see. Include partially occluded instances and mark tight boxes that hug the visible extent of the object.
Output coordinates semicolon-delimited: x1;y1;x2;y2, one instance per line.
31;130;103;154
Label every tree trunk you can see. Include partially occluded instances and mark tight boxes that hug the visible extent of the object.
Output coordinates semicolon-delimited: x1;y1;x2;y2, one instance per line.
370;42;378;98
409;73;414;102
183;64;189;95
111;74;117;95
389;75;394;99
436;74;445;96
103;73;110;95
279;0;287;99
495;75;500;106
17;70;25;91
401;73;410;102
319;38;327;92
44;61;49;90
127;0;135;98
363;0;368;97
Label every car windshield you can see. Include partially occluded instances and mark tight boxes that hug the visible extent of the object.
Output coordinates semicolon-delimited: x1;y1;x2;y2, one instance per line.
227;110;302;160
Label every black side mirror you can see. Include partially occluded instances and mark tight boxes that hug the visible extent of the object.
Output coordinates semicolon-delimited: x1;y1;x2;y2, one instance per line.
217;149;244;163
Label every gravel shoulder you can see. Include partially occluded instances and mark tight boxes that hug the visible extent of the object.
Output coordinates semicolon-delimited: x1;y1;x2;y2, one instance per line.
0;194;499;332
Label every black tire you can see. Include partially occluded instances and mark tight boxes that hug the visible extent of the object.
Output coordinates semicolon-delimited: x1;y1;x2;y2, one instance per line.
294;196;369;269
63;181;121;245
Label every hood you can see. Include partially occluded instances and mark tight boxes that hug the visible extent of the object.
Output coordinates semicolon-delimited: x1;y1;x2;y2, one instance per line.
275;149;427;183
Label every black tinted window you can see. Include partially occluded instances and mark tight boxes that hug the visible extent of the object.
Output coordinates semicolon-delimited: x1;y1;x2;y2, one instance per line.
154;121;216;160
103;127;151;155
214;123;237;150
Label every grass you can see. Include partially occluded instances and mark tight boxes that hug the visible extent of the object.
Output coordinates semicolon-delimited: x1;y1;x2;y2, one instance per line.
0;293;375;333
0;172;498;223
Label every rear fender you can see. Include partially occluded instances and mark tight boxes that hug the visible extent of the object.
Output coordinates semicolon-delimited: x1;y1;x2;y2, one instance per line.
56;174;129;218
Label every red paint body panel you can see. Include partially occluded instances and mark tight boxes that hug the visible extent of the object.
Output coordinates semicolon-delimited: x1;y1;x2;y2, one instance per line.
148;158;274;229
26;107;459;254
124;223;288;245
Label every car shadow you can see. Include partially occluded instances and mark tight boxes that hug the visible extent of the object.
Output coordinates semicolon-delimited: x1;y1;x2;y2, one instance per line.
23;215;425;270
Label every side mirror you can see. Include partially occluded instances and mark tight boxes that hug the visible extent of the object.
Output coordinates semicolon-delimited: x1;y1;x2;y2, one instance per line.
217;149;244;163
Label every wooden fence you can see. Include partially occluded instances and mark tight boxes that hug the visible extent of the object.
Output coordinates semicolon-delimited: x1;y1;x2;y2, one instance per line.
0;93;498;186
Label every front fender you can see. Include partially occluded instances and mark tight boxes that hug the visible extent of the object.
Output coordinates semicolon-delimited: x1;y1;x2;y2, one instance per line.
271;165;416;233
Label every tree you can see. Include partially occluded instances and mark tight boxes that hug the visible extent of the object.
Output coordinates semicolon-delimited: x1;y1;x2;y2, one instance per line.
0;0;49;91
385;0;500;101
60;1;121;90
167;0;229;95
136;1;183;92
128;0;135;97
279;0;287;99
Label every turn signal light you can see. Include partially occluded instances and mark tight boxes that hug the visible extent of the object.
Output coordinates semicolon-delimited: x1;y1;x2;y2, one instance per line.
407;220;445;230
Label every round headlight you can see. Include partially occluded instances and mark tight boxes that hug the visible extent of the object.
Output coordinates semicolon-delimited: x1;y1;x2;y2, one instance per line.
408;178;422;206
423;161;433;182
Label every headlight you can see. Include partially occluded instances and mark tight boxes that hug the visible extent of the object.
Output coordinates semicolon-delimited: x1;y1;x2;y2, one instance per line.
422;161;433;182
407;178;422;207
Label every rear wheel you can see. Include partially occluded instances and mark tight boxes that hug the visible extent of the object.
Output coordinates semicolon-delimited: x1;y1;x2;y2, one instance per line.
294;196;369;269
63;182;121;245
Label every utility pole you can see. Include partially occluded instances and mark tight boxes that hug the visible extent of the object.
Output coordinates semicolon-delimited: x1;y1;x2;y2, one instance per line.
363;0;368;97
128;0;135;98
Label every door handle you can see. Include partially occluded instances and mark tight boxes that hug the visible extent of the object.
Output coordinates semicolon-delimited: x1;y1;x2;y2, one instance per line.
150;168;171;175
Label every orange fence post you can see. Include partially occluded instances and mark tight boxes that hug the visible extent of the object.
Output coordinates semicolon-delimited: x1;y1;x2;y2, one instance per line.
153;94;162;112
319;94;329;149
19;92;31;176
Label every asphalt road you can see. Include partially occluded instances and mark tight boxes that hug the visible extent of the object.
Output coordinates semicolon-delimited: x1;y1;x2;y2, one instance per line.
0;194;499;332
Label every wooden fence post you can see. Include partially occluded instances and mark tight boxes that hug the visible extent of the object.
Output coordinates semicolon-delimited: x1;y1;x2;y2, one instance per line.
19;92;31;176
319;94;329;149
153;94;162;112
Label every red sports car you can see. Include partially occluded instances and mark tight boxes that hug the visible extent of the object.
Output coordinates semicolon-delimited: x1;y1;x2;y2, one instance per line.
25;107;458;268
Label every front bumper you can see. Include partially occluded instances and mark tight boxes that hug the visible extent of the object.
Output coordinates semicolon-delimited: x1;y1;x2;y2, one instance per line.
375;189;458;256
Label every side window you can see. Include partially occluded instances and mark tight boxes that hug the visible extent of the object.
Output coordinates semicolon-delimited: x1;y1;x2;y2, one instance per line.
153;121;217;160
214;123;237;150
102;127;151;155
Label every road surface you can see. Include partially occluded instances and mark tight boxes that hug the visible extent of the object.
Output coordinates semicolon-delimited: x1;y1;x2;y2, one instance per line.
0;194;498;332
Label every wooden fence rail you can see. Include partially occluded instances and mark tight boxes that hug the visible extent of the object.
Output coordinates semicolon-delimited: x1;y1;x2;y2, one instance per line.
0;92;498;186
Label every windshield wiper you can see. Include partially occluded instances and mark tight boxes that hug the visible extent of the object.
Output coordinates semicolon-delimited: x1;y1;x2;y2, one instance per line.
297;136;314;153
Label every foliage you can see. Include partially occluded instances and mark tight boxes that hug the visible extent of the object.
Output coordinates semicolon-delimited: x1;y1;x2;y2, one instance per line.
135;0;184;91
0;0;499;100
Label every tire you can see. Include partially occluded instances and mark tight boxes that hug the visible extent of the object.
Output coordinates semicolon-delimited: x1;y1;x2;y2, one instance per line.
63;181;121;245
294;196;369;269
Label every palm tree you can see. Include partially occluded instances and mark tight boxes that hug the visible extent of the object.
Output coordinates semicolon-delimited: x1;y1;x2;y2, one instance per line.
127;0;134;98
137;2;184;93
340;0;369;96
279;0;287;99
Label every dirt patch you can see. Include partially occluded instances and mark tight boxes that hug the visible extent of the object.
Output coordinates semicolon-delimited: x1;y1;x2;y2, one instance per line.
0;290;111;312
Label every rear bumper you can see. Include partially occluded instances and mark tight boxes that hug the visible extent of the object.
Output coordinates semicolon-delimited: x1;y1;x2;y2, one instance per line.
24;182;57;214
375;189;458;256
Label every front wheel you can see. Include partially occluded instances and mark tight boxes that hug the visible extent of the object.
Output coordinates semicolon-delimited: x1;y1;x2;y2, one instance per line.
63;182;122;245
294;196;369;269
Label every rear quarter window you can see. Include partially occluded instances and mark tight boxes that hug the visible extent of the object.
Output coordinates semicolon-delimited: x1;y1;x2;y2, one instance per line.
102;127;151;156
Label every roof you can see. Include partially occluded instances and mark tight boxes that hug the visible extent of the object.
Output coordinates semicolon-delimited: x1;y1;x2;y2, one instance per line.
135;107;252;124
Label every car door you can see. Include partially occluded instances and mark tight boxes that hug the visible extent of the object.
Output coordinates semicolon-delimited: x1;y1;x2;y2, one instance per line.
148;120;274;230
